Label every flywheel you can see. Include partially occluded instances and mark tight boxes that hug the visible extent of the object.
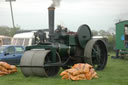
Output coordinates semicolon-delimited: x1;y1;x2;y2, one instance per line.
77;24;92;48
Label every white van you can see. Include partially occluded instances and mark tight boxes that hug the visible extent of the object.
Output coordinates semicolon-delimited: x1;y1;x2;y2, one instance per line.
11;30;49;46
11;31;35;46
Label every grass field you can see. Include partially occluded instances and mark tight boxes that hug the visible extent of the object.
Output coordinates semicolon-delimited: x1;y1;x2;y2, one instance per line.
0;53;128;85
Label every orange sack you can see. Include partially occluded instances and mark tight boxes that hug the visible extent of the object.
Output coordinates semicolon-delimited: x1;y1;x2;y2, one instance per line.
0;66;8;73
70;74;86;80
8;65;17;73
60;63;98;80
0;71;8;76
0;62;11;69
0;62;17;76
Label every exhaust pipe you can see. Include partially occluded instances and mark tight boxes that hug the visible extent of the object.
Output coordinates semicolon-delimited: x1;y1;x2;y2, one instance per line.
48;7;55;40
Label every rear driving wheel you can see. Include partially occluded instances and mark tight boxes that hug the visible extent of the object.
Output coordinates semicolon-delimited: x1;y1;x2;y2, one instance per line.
84;39;107;70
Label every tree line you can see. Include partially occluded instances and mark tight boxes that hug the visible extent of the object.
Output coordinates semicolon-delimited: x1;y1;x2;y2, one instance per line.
92;28;115;51
0;26;20;37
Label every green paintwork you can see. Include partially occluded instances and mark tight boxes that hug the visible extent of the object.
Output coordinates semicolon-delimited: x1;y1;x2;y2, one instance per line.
26;44;57;63
65;35;77;46
25;24;93;66
116;20;128;49
58;44;69;57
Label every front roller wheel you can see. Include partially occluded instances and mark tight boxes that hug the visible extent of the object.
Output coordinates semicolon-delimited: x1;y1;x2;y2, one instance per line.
84;39;108;70
20;50;60;77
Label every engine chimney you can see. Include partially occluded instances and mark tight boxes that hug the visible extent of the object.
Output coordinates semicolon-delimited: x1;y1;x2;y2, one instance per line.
48;7;55;40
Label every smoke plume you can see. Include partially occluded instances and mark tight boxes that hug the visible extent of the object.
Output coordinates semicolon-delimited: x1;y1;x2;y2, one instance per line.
50;0;61;7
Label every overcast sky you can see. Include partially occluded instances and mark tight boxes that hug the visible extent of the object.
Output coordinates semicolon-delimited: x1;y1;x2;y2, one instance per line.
0;0;128;31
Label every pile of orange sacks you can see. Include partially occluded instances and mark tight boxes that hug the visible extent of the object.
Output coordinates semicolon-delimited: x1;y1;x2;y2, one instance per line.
0;62;17;76
60;63;98;80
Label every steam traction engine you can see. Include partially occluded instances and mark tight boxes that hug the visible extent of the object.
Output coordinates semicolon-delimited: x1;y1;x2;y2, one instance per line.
20;7;108;77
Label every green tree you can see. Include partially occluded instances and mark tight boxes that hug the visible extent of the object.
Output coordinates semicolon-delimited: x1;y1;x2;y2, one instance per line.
92;30;98;36
98;30;110;36
0;26;21;37
92;29;116;52
9;27;21;37
0;26;10;36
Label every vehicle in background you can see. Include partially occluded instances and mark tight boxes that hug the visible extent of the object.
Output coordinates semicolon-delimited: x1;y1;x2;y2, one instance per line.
112;20;128;59
93;36;108;43
0;45;24;65
11;31;35;46
11;29;49;46
0;35;12;46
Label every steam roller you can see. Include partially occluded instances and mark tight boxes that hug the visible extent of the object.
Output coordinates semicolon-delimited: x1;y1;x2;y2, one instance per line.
20;7;108;77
